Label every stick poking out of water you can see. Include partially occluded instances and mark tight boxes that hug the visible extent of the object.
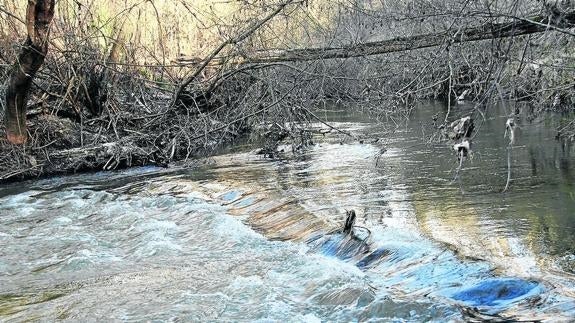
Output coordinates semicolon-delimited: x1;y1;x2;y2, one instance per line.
503;118;516;193
343;210;356;234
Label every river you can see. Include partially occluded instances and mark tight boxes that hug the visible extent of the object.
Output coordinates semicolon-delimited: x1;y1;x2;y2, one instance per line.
1;102;574;321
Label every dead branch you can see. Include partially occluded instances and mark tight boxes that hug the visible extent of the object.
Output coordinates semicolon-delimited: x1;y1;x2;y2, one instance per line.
171;0;298;108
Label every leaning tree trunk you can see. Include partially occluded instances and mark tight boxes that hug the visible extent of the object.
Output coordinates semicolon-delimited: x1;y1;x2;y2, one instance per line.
4;0;55;144
177;11;575;66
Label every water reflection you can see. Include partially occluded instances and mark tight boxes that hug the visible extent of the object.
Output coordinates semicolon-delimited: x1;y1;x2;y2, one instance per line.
386;103;575;276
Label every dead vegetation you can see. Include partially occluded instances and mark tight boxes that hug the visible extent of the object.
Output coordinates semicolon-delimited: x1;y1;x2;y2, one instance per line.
1;0;574;182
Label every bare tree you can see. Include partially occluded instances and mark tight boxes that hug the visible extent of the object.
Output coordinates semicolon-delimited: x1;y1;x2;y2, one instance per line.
4;0;55;144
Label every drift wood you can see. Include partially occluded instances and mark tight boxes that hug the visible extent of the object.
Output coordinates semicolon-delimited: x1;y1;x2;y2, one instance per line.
4;0;55;144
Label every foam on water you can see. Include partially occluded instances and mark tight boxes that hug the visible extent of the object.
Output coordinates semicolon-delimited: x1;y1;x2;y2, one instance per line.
0;170;546;321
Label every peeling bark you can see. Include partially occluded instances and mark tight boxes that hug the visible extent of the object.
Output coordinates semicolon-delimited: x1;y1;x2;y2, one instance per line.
4;0;55;144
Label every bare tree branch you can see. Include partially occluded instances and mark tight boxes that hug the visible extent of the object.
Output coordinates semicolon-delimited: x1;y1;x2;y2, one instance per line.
170;0;298;108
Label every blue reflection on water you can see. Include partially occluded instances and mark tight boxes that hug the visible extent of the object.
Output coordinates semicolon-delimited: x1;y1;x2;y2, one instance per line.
311;228;543;313
356;247;390;269
221;190;241;202
233;197;256;208
452;278;542;307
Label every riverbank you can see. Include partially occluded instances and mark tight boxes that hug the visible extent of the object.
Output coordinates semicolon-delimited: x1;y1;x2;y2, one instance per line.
2;9;575;183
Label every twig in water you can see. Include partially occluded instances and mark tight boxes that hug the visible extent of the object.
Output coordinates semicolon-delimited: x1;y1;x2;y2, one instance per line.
503;118;516;192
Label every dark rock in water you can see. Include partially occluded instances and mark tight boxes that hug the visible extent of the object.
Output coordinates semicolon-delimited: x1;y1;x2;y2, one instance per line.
452;278;541;307
336;234;370;260
314;232;370;260
316;234;343;256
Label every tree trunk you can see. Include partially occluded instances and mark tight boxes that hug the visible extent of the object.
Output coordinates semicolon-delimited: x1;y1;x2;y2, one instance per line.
178;11;575;66
4;0;55;144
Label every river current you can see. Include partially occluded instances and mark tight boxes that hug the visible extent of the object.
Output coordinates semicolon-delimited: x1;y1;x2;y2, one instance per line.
1;103;574;321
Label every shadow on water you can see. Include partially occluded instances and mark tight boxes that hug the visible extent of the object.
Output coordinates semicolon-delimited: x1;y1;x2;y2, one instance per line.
0;102;574;321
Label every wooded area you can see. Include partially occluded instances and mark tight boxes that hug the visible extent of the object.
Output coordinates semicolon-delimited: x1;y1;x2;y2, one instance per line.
1;0;574;181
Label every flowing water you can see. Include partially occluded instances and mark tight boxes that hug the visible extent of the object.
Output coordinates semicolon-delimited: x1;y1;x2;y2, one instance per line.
1;102;575;321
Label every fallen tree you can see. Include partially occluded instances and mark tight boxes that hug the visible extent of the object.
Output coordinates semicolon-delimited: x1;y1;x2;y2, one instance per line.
177;11;575;65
